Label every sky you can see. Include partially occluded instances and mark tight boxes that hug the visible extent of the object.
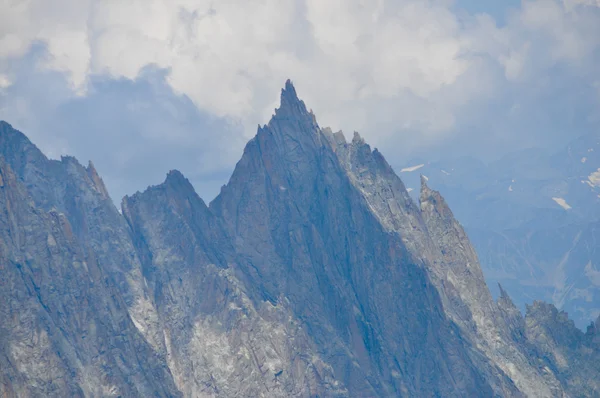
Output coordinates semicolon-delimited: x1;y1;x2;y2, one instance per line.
1;0;600;203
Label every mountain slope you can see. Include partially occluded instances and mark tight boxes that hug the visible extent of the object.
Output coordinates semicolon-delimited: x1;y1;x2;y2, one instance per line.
0;151;179;397
122;170;342;397
0;81;599;397
210;81;498;396
398;132;600;329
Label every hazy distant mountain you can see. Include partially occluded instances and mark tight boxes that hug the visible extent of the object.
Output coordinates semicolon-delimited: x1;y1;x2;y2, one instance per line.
1;82;599;397
399;131;600;329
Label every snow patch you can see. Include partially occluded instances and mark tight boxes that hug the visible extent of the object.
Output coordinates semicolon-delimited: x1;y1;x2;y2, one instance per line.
422;175;429;181
406;188;413;193
400;164;424;172
587;168;600;187
508;185;513;192
552;197;572;210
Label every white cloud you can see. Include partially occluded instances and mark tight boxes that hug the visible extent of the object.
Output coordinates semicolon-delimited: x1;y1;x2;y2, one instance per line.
0;0;477;136
1;0;600;159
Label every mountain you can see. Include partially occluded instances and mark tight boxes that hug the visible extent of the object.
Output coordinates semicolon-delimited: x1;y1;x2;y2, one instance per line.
398;132;600;329
1;81;599;397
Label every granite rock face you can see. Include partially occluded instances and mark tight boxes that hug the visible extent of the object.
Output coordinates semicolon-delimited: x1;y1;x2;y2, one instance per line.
210;81;493;396
398;139;600;330
0;152;179;397
122;169;342;397
1;81;599;397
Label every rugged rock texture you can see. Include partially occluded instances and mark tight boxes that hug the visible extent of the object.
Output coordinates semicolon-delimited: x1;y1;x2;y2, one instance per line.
398;136;600;329
1;81;599;397
328;129;561;397
420;179;564;397
0;156;179;397
122;170;341;397
210;81;494;396
524;302;600;396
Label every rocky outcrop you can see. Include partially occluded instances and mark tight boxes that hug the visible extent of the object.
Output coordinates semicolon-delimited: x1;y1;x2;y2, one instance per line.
524;302;600;396
122;169;342;397
210;80;494;396
327;127;561;396
0;155;179;397
0;81;599;397
420;177;565;397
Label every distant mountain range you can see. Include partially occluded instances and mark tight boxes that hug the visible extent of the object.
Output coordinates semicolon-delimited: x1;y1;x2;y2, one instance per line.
399;130;600;330
0;81;599;397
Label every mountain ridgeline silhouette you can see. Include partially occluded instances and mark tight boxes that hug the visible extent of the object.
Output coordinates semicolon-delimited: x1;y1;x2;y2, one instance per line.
0;81;598;397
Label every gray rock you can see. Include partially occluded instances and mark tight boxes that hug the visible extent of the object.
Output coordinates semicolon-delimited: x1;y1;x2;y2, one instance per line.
0;155;180;397
0;81;599;397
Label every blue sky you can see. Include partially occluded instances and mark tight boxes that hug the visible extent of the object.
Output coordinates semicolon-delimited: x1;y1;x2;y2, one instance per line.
1;0;600;202
455;0;523;24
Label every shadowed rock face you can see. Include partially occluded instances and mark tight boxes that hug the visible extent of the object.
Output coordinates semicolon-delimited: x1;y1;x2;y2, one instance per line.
122;169;343;397
210;81;494;396
0;81;599;397
0;155;180;397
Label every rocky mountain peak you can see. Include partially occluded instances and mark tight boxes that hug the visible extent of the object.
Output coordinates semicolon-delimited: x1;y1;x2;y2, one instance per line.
351;131;365;145
419;175;442;212
165;168;192;188
498;283;519;311
0;120;48;176
125;169;208;216
2;82;600;397
497;283;522;318
273;79;310;121
86;160;110;200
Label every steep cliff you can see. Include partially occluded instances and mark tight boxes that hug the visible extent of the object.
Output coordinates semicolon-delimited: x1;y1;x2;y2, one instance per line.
0;152;179;397
0;81;598;397
122;170;342;397
210;80;494;396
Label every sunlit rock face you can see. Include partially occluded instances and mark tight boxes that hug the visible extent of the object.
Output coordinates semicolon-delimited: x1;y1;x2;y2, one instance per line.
0;127;180;398
0;82;599;397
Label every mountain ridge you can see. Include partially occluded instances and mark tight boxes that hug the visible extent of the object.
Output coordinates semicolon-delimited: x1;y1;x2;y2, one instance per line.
397;128;600;329
0;81;599;396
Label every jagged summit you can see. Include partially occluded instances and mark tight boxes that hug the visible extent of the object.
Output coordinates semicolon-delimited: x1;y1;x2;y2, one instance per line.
269;79;320;134
419;174;439;211
2;81;600;397
165;169;187;183
498;283;515;303
419;174;430;192
86;160;110;200
0;120;39;156
497;283;521;316
162;169;204;202
351;131;364;145
283;78;297;98
274;79;307;117
124;169;200;207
